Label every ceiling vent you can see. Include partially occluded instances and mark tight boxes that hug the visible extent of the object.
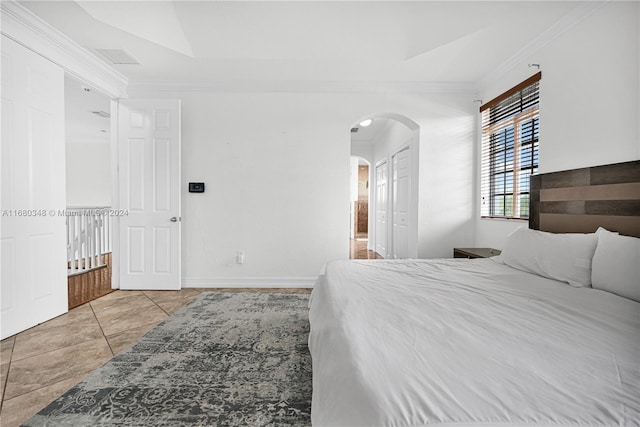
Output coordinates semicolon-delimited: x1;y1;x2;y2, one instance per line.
94;48;140;65
91;110;111;118
351;127;359;133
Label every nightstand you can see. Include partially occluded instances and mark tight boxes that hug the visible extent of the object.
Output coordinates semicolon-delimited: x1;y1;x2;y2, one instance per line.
453;247;502;259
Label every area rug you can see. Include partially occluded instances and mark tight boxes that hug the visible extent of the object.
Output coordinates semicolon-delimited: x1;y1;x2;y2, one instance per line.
24;292;312;426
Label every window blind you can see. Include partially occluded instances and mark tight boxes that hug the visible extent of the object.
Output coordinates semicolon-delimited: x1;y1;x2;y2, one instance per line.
480;72;540;219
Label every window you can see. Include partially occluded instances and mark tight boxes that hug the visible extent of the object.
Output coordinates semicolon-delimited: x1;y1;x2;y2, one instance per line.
480;72;540;219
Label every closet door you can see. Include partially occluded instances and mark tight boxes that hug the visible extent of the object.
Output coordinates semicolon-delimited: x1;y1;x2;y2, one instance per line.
1;36;67;339
375;161;388;258
392;147;410;259
117;99;181;290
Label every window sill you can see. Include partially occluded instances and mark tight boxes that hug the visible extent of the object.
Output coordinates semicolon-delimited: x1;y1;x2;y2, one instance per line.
480;216;529;222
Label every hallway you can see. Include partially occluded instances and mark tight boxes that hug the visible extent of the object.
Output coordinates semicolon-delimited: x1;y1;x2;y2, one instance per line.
349;237;383;260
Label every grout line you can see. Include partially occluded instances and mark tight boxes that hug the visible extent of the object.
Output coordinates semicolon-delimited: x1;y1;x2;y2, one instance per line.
0;291;182;423
142;291;171;316
0;337;17;414
0;335;108;405
89;302;115;356
0;372;88;417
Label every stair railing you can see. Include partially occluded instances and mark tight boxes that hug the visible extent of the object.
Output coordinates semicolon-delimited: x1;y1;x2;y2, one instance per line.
66;207;112;275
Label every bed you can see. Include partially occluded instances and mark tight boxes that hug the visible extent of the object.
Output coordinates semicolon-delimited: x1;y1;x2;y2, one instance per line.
308;160;640;426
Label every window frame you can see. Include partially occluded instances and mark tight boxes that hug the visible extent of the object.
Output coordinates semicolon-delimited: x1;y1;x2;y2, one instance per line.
480;73;541;220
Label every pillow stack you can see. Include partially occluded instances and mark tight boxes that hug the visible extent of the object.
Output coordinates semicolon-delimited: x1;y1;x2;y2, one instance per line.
591;227;640;302
496;227;598;288
496;226;640;302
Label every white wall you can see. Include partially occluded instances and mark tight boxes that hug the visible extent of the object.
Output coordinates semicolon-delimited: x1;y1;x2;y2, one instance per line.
475;1;640;250
126;88;476;283
65;142;112;207
372;120;414;165
419;108;476;258
125;3;639;275
351;141;374;165
349;157;359;203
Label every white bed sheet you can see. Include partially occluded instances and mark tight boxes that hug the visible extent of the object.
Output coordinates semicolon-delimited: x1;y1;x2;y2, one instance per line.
308;258;640;426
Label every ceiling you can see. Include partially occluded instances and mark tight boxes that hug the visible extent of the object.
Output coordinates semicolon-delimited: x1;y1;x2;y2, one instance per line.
65;76;111;144
20;1;580;88
18;1;587;145
351;118;393;143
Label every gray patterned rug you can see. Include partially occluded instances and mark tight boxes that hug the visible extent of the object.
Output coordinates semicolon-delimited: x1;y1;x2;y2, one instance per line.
24;292;312;426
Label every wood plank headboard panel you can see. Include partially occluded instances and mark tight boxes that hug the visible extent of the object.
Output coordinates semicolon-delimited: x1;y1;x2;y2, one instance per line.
529;160;640;237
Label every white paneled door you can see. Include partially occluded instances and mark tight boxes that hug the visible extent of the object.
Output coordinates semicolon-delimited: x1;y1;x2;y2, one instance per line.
392;147;410;259
1;36;67;339
117;100;181;290
375;161;388;258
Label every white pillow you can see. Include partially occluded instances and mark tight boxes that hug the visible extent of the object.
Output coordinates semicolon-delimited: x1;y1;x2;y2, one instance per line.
498;226;598;287
591;227;640;302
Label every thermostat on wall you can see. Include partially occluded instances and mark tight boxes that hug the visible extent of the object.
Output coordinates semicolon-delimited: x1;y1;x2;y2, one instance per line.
189;182;205;193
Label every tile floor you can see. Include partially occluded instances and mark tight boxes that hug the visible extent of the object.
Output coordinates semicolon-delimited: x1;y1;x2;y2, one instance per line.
0;287;311;427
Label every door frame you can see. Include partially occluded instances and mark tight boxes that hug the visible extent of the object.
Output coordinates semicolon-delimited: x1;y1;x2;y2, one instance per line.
110;100;121;288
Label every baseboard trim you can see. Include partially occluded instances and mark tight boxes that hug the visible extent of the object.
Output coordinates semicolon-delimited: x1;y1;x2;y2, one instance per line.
181;276;317;289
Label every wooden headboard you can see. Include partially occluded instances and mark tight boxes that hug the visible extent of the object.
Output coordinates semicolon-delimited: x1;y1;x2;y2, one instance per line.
529;160;640;237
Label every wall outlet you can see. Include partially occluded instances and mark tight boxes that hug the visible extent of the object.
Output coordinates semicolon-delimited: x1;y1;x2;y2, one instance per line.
236;251;245;264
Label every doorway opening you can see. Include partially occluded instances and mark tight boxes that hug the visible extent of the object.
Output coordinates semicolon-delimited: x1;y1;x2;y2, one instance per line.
64;76;114;307
350;113;420;260
349;157;378;259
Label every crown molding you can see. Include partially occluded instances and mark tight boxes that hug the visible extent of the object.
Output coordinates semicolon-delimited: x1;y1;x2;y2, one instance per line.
477;0;608;90
128;79;475;94
1;0;128;99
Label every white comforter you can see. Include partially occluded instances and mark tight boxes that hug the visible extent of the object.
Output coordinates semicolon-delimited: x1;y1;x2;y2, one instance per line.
308;259;640;426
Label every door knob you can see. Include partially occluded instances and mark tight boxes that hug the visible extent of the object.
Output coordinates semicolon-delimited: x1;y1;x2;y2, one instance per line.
170;217;178;222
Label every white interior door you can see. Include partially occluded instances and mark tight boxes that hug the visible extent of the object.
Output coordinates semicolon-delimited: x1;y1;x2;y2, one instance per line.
1;36;67;339
117;99;181;290
375;161;388;258
392;147;410;259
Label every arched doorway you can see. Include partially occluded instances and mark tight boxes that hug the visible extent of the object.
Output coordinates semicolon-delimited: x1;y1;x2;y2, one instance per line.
350;113;420;259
